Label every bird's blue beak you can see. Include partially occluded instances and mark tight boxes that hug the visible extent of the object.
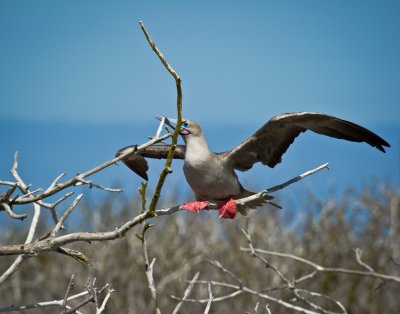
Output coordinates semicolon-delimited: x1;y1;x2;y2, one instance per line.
156;115;178;129
156;115;190;135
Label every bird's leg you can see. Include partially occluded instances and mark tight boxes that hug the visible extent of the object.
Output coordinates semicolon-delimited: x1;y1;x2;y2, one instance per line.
217;197;237;219
181;200;209;212
181;197;238;219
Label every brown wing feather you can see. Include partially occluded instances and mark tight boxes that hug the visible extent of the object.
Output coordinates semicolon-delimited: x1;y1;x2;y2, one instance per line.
224;112;390;171
116;145;186;180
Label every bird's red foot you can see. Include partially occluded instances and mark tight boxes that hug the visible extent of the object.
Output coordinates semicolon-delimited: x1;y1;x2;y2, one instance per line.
217;197;237;219
181;201;209;212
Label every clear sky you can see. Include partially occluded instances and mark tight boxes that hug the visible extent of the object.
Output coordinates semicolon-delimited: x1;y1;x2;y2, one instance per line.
0;0;399;125
0;1;399;211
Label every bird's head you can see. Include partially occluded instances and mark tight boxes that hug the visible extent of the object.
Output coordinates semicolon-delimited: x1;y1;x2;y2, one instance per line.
156;116;203;139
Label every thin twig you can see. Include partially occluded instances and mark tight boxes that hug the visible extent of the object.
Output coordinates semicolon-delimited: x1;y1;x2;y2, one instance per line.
60;274;75;313
171;272;200;314
51;194;83;237
204;282;213;314
0;209;151;255
293;289;347;314
1;202;28;220
241;227;291;286
265;163;329;193
0;202;41;285
139;21;180;81
207;260;243;287
15;188;43;201
96;287;114;314
252;301;260;314
354;248;375;272
64;283;110;314
10;132;172;206
139;20;183;214
75;177;122;192
143;239;161;314
0;291;88;313
240;247;400;284
173;279;319;314
45;172;67;193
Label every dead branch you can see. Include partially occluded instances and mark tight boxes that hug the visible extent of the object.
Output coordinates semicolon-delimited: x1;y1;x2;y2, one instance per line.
204;282;213;314
171;272;200;314
142;239;160;314
60;274;75;313
50;194;83;238
6;131;172;208
0;162;329;257
171;226;354;314
0;278;111;314
240;227;348;313
0;202;41;285
240;247;400;284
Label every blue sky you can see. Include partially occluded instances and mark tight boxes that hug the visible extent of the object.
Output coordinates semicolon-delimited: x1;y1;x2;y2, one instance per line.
0;1;399;212
1;1;399;125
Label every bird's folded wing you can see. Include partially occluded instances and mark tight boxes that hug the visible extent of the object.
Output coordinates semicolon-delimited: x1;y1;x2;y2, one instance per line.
222;112;390;171
115;145;186;180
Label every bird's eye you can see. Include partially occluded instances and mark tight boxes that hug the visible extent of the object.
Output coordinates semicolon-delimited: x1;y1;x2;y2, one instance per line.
183;121;190;128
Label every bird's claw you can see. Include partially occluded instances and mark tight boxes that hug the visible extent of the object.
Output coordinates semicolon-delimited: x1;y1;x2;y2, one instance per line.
181;201;209;212
217;197;237;219
181;198;238;219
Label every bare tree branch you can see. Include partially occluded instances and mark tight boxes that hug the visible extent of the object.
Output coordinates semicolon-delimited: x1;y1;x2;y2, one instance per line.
96;287;114;314
354;248;375;272
4;132;172;209
176;227;352;314
265;162;329;193
0;291;87;313
251;301;259;314
240;248;400;284
204;282;213;314
171;272;200;314
0;202;41;285
143;239;160;314
0;202;27;220
60;274;75;314
51;194;83;238
139;20;183;214
0;162;330;257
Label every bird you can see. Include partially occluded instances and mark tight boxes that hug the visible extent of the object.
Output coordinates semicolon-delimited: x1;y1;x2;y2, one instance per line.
116;112;390;219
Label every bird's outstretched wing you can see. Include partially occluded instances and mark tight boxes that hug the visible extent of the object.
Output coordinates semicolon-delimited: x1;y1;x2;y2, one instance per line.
223;112;390;171
115;145;186;180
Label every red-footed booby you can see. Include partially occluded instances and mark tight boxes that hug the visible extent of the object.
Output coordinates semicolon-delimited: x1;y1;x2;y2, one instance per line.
116;112;390;218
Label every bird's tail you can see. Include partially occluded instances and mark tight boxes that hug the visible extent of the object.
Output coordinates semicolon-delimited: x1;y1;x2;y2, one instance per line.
236;188;275;216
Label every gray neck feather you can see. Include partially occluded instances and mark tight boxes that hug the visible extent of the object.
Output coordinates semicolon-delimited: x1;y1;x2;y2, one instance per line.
184;134;212;161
